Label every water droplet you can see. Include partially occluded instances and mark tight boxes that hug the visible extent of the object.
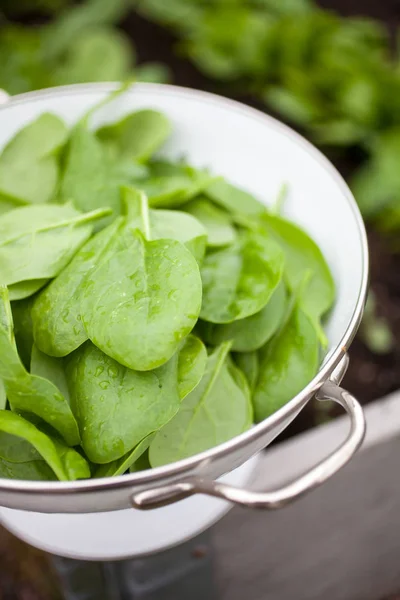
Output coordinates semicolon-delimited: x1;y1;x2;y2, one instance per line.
95;366;104;377
99;381;110;390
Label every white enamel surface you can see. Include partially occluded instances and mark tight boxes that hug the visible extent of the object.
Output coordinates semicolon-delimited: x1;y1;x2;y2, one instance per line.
0;84;366;558
0;456;258;560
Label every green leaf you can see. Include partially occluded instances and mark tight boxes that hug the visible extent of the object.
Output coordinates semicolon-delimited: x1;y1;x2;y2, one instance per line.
0;381;6;411
80;230;202;371
31;345;70;402
66;342;181;463
12;296;35;370
0;287;80;446
232;351;259;393
184;197;236;247
97;110;172;162
0;203;108;290
60;124;134;226
0;410;77;481
94;433;155;478
42;0;131;60
54;27;134;86
254;303;320;422
122;186;208;263
149;342;252;467
8;280;49;302
0;458;56;481
261;214;335;338
0;113;68;205
200;229;284;323
201;279;287;351
32;217;127;358
205;179;266;217
177;335;207;399
137;161;218;209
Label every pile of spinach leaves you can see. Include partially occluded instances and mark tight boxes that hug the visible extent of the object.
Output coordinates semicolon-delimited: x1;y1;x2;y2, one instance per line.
0;95;334;481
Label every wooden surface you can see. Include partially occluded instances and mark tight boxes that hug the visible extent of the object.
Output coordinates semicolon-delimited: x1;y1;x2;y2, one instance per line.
214;392;400;600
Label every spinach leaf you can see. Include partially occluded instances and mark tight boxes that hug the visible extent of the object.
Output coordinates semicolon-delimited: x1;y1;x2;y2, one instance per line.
149;342;252;467
96;110;172;162
51;436;90;480
137;161;218;209
0;113;68;206
0;381;6;410
122;186;208;263
12;296;34;369
232;351;259;393
178;335;207;399
32;216;126;358
0;410;79;481
80;230;202;371
150;208;208;263
94;433;155;478
0;203;109;290
254;303;320;422
184;197;236;247
205;179;266;216
261;214;335;343
60;124;135;226
9;280;49;302
0;457;56;481
200;279;287;351
200;229;284;323
66;342;181;463
31;345;70;402
0;287;80;446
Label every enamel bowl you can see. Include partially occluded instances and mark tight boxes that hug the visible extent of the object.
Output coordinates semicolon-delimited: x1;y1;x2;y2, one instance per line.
0;84;367;559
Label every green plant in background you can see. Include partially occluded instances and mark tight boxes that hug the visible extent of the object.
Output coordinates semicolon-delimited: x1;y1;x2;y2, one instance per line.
0;0;169;95
134;0;400;233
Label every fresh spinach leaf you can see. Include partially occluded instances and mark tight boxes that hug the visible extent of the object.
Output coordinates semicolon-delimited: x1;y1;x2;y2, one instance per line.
122;186;208;263
261;213;335;342
149;342;252;467
0;458;56;481
66;342;181;463
0;380;6;411
205;179;266;216
31;345;70;402
12;296;34;369
137;162;218;209
0;287;80;446
0;113;68;206
80;230;202;371
8;280;49;302
0;410;79;481
254;302;320;422
184;197;236;247
94;433;155;478
60;124;135;226
200;279;287;351
232;350;259;393
200;229;284;323
97;110;172;162
32;216;126;358
0;202;109;290
177;335;207;399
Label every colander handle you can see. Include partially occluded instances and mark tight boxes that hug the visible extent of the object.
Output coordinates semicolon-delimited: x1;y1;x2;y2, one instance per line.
132;380;366;510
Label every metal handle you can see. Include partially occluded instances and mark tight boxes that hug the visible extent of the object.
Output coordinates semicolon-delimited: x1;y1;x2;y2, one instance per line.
132;381;366;510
